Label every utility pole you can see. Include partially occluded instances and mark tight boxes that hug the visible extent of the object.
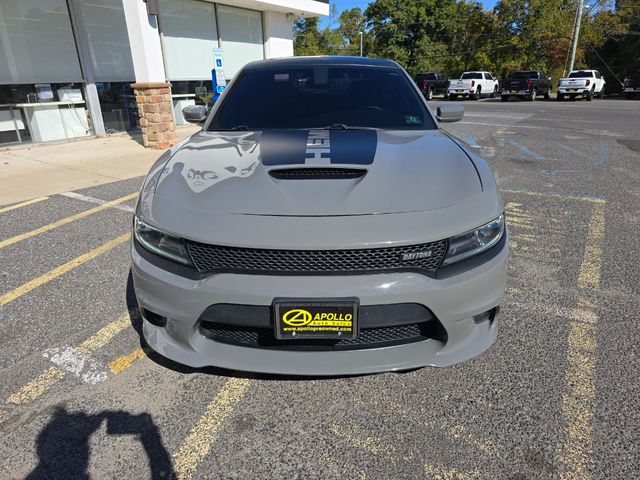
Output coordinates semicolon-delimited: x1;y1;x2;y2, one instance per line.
567;0;584;73
359;31;363;57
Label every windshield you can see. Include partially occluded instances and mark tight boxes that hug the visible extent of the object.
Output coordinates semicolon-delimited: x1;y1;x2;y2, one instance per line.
568;71;594;78
461;72;482;79
208;65;436;131
416;73;437;80
512;71;538;79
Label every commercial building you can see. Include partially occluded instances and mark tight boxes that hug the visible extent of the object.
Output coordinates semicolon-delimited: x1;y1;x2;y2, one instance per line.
0;0;328;148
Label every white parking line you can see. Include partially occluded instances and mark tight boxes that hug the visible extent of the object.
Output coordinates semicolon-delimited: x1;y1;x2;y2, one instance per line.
42;347;108;385
464;112;531;120
458;121;545;129
60;191;136;213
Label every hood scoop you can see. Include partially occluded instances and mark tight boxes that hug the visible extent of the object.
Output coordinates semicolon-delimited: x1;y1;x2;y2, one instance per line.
269;167;367;180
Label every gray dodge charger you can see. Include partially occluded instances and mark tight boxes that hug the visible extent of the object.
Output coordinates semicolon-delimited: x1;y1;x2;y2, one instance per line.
131;56;508;375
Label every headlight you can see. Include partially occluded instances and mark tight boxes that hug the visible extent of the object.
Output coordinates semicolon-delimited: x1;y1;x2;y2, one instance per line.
442;215;504;265
134;217;192;265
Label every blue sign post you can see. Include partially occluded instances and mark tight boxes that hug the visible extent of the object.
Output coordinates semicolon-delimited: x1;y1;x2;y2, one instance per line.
212;48;226;102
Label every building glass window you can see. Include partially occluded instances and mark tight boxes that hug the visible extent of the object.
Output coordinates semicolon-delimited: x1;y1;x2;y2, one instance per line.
217;5;264;80
0;0;92;145
158;0;218;125
76;0;137;132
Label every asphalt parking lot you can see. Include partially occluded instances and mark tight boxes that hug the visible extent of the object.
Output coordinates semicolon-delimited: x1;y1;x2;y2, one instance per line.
1;97;638;479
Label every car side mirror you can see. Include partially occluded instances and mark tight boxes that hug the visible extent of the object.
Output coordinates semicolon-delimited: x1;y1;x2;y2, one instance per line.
436;104;464;123
182;105;207;124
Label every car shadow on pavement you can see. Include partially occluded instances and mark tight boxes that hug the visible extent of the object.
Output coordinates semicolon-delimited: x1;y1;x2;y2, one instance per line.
125;270;378;381
26;406;175;479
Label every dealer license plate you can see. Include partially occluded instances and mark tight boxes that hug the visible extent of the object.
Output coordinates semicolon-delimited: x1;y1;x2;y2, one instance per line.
273;298;359;340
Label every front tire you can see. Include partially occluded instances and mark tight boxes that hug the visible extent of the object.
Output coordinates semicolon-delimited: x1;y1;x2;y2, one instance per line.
544;88;551;100
556;93;564;101
425;88;433;101
492;85;499;98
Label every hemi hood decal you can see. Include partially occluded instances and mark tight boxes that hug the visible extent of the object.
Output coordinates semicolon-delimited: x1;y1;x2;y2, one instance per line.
260;129;378;166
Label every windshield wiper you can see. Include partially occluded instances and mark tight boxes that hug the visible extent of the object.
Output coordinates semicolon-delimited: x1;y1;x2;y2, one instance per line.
230;125;249;131
317;124;381;130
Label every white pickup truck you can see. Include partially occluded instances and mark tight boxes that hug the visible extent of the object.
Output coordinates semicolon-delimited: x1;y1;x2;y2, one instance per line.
557;69;606;101
448;71;499;100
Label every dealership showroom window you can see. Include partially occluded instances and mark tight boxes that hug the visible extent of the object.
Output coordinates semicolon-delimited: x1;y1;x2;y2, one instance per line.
0;0;320;147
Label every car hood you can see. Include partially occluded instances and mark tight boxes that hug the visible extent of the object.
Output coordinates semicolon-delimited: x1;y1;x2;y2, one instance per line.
147;129;481;217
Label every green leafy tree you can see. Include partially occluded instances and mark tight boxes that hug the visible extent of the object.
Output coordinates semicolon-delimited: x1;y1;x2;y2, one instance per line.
293;17;324;56
365;0;460;75
294;0;634;90
337;8;373;56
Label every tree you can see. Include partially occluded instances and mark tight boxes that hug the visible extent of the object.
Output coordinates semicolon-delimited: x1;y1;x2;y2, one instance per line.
337;8;373;56
365;0;460;75
295;0;634;89
293;17;324;56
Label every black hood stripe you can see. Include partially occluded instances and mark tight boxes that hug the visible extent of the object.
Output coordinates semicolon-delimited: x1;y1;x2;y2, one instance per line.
260;129;377;166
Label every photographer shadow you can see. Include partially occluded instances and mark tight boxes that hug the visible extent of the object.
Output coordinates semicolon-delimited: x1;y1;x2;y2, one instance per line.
26;407;175;479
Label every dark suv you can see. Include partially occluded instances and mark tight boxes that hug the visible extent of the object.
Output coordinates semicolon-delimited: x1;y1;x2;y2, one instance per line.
414;72;449;100
502;70;552;101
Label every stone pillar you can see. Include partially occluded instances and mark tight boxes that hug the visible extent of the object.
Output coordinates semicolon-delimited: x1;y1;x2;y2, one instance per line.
132;82;176;149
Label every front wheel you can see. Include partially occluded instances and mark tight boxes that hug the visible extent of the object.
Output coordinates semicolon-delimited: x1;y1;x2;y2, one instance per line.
492;86;499;98
544;88;551;100
425;88;433;101
556;94;564;101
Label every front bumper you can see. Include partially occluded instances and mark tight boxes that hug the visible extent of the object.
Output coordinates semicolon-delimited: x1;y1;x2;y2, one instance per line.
131;235;508;375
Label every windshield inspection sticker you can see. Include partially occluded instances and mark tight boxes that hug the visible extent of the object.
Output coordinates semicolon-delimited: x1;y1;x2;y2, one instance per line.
405;115;421;125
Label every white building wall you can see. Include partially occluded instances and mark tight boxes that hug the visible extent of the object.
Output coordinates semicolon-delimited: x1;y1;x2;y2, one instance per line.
263;11;294;59
122;0;166;83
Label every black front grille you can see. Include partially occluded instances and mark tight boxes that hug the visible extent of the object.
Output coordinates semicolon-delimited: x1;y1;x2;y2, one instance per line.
269;167;367;180
199;321;445;351
187;240;448;275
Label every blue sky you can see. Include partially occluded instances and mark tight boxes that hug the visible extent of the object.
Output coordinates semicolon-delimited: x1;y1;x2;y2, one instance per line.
319;0;498;28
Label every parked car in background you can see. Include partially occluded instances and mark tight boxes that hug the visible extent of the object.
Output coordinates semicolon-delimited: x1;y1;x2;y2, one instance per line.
414;72;449;100
557;69;605;101
448;71;499;100
623;74;640;99
501;70;552;101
